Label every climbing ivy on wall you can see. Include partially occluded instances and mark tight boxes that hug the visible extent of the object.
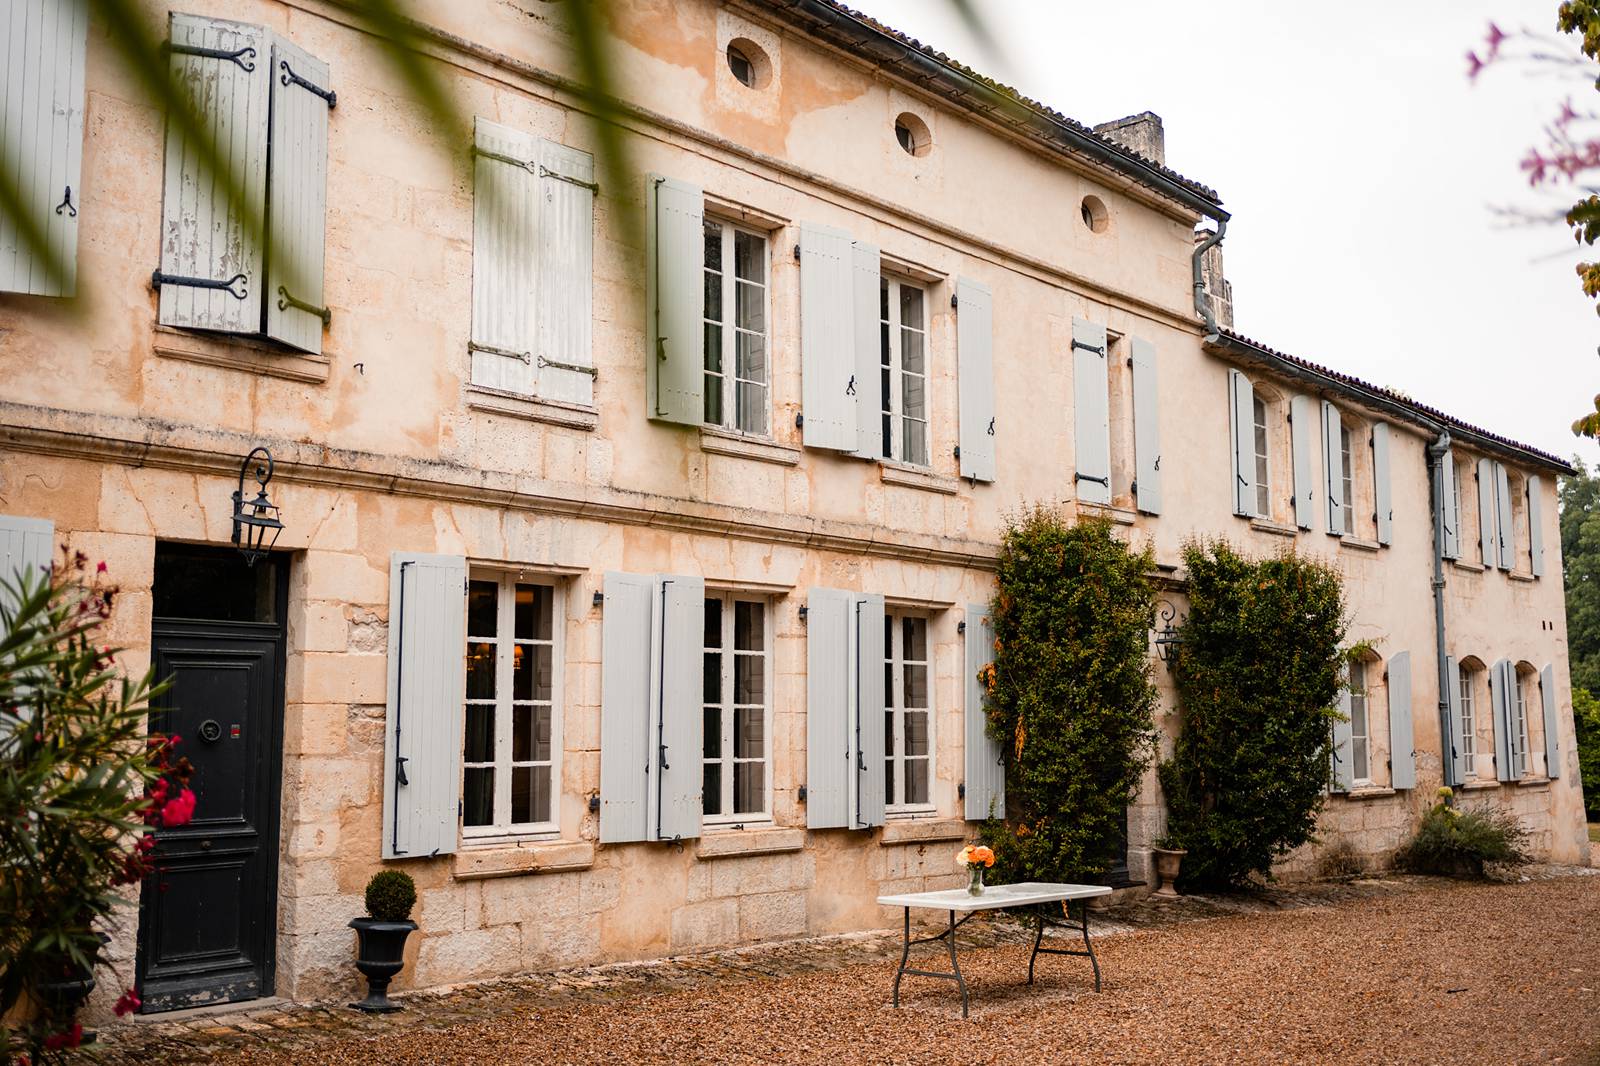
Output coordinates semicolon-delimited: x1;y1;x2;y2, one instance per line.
982;509;1158;883
1158;539;1348;889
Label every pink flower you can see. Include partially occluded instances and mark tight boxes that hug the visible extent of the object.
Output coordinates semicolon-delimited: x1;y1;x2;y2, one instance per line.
44;1024;83;1050
113;989;142;1017
1486;21;1507;58
159;788;196;828
96;561;107;574
1466;51;1485;81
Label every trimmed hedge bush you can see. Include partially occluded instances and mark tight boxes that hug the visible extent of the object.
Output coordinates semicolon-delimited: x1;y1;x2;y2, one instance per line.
364;870;417;922
1395;789;1530;877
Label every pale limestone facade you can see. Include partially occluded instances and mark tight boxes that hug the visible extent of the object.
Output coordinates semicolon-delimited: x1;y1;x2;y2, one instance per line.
0;0;1584;1016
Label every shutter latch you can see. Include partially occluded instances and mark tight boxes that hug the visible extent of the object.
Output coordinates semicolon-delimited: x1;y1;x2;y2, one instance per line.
152;270;248;300
277;286;331;326
279;60;336;108
395;755;410;787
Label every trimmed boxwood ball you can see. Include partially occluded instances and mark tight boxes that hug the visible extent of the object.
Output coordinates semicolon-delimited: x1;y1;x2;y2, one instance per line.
364;869;417;922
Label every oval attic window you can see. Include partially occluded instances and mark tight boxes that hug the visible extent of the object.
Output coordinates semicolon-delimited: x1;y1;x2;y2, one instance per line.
726;40;771;89
1080;195;1109;233
894;112;931;157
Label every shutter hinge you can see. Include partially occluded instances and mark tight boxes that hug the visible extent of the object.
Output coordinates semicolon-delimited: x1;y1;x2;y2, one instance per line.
953;446;961;460
958;782;966;799
167;40;257;71
279;60;337;108
277;286;331;326
1071;338;1105;356
795;413;804;429
469;340;532;365
798;785;807;803
793;244;801;262
152;270;248;300
539;354;599;378
950;293;958;309
395;755;409;786
539;165;598;193
1074;473;1109;486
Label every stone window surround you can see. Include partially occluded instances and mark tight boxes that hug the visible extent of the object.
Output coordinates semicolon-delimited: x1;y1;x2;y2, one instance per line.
701;591;776;827
152;324;331;384
884;609;935;816
701;214;773;437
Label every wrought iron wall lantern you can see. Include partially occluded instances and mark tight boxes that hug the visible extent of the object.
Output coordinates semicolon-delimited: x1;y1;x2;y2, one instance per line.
231;447;283;566
1153;599;1184;664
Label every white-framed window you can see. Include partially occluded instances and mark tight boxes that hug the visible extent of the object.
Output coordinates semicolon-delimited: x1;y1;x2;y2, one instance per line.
1349;658;1371;784
463;574;562;837
879;276;930;466
1511;665;1532;778
884;612;933;811
1458;661;1477;773
1340;425;1356;536
702;595;771;823
1251;389;1271;518
702;218;769;435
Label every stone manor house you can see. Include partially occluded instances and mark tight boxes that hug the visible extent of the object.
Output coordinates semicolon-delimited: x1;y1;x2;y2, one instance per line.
0;0;1586;1016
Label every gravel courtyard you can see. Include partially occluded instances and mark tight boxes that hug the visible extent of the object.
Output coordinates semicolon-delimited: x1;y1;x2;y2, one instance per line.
94;871;1600;1065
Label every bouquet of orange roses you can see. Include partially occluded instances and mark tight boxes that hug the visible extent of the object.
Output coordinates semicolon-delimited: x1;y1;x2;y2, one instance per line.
957;843;995;895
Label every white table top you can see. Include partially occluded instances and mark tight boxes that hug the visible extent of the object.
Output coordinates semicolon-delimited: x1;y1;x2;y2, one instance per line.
876;881;1113;913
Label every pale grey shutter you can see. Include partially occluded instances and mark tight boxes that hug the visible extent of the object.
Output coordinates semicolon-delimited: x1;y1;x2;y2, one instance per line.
262;34;331;354
646;174;703;425
1444;654;1466;786
382;553;467;859
956;277;996;482
1439;449;1460;560
1330;685;1353;792
654;575;705;842
1387;651;1415;789
1372;422;1393;546
1290;395;1318;530
963;604;1004;820
799;222;857;451
850;241;882;458
1493;463;1515;569
1228;369;1254;517
0;0;87;296
600;571;654;842
1528;475;1546;578
1322;401;1345;536
853;592;887;829
0;514;53;617
1489;658;1513;782
158;14;270;335
805;588;852;829
1072;319;1111;505
1130;337;1161;514
1541;663;1560;779
535;139;596;407
1477;458;1497;569
471;119;539;395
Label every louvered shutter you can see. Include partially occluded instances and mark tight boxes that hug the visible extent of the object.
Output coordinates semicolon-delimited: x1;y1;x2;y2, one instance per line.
1528;475;1546;578
1444;654;1466;786
854;593;887;829
1322;402;1345;536
799;222;857;450
1372;422;1393;546
849;242;882;458
382;553;467;859
471;120;539;394
1290;395;1317;530
805;588;852;829
0;0;87;296
1489;658;1514;783
1540;663;1560;779
0;514;53;619
646;174;703;425
1387;651;1415;789
1228;369;1254;517
599;572;655;843
655;575;705;842
263;35;332;354
158;14;271;335
1130;337;1161;514
1330;686;1353;792
1476;458;1497;569
1072;319;1111;505
963;604;1004;820
1439;450;1460;560
535;140;596;407
956;277;996;482
1493;463;1515;569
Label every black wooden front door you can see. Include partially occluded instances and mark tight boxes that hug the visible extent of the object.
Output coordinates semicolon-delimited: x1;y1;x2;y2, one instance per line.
138;547;286;1012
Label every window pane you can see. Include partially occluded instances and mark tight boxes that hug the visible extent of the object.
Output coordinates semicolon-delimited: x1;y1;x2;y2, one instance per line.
513;704;532;763
703;652;722;704
704;705;722;759
734;230;764;285
735;706;764;758
884;709;895;756
464;704;494;762
734;654;764;705
466;642;496;699
703;267;722;324
905;757;929;805
1350;698;1367;736
880;277;889;319
737;381;768;436
467;581;498;637
530;765;551;823
703;762;722;816
511;766;532;824
885;756;894;805
900;325;925;378
704;598;723;647
902;419;928;467
899;284;924;331
463;768;494;826
515;584;552;641
736;330;767;384
513;644;530;700
905;710;929;756
903;664;928;709
734;601;763;650
703;220;723;273
703;323;723;374
733;760;764;815
513;644;552;702
1352;738;1369;781
902;617;927;661
735;278;765;334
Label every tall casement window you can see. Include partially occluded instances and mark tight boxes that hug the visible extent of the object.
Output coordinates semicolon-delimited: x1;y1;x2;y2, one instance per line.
702;596;771;822
1458;660;1478;774
702;219;769;434
1339;425;1356;536
884;613;932;811
1251;389;1271;517
1348;659;1371;784
463;576;560;836
1511;664;1533;778
879;277;930;466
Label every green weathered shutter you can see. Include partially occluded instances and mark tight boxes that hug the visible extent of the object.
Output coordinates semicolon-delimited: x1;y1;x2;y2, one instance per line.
1444;654;1466;786
850;240;882;458
534;140;597;407
262;34;332;354
1290;394;1317;530
1493;463;1515;570
599;572;655;843
1438;449;1460;560
1476;458;1497;569
1228;369;1254;517
805;587;852;829
956;277;996;483
646;174;703;425
799;222;857;451
1331;685;1353;792
1072;319;1111;505
1387;651;1415;789
1322;401;1345;536
0;514;53;619
655;575;705;842
1527;475;1546;578
470;119;539;395
963;604;1004;820
1372;422;1393;546
1131;337;1161;514
1541;662;1560;779
853;592;886;829
1489;658;1514;782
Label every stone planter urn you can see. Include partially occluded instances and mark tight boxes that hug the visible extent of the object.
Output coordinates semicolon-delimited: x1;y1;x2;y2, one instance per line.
1151;847;1187;897
36;931;109;1042
348;917;416;1013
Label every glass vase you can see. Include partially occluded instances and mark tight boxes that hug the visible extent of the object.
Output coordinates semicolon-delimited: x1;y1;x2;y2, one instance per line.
967;865;985;896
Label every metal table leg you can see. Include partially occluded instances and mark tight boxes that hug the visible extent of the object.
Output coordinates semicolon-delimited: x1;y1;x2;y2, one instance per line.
1026;899;1101;992
890;907;974;1018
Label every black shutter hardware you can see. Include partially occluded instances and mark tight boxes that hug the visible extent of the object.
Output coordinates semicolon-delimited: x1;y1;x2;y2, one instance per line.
169;41;257;71
279;60;336;108
152;270;249;300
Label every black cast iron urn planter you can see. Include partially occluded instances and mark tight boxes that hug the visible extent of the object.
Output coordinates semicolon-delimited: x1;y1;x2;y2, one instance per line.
348;917;416;1013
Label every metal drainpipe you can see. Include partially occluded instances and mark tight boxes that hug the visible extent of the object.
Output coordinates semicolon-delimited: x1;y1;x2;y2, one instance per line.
1427;429;1455;789
1192;216;1228;339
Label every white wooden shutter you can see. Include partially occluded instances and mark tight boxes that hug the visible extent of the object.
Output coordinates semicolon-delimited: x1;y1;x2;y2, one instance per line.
1130;337;1161;514
1322;401;1345;536
1476;458;1498;569
1489;658;1514;782
0;0;87;297
158;14;271;335
1228;369;1254;517
1372;422;1393;546
471;119;539;395
263;34;332;354
1330;685;1353;792
799;222;857;451
850;241;882;459
1528;475;1546;578
655;575;705;842
1290;395;1317;530
1444;654;1466;786
599;572;655;843
963;604;1004;820
853;592;886;829
535;140;596;407
646;174;703;425
0;514;53;619
382;553;467;859
805;588;852;828
1493;463;1515;570
1439;449;1460;560
956;277;996;482
1072;319;1111;505
1387;651;1414;789
1541;663;1560;779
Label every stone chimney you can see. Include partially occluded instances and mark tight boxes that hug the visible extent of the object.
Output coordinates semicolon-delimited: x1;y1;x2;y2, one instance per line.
1092;111;1165;166
1194;229;1234;330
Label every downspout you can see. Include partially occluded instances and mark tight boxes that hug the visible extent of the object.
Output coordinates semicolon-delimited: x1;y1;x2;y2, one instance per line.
1427;429;1456;788
1192;216;1228;341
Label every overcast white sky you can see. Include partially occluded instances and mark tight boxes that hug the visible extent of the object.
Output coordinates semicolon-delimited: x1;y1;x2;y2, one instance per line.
847;0;1600;469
